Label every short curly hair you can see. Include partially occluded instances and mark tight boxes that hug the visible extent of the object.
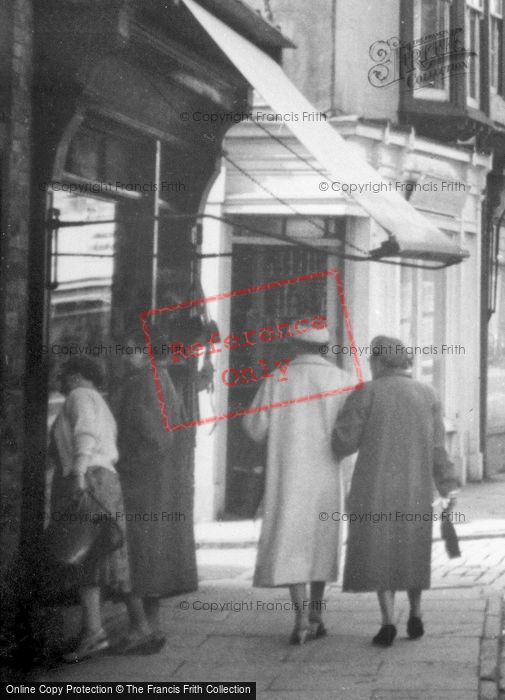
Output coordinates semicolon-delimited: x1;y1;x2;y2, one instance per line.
370;335;414;370
60;356;105;389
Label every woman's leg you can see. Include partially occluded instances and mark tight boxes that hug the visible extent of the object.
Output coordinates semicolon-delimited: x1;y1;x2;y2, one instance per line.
373;590;397;646
143;597;161;634
407;588;422;618
309;581;325;624
63;586;108;661
308;581;327;637
125;594;151;636
289;583;309;630
407;588;424;639
377;590;395;625
80;585;102;636
117;595;166;654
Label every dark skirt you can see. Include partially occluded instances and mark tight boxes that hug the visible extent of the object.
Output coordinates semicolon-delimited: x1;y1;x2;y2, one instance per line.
45;466;131;602
115;366;198;598
120;450;198;598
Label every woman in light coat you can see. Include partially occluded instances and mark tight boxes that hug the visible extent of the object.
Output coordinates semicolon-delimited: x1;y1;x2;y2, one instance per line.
243;326;353;644
332;335;459;646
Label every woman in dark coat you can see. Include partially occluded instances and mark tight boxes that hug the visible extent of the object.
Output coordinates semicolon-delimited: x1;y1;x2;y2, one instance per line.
114;327;197;651
332;335;459;647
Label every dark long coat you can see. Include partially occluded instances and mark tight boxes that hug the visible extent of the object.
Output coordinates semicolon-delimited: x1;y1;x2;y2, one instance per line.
115;365;197;597
332;370;458;592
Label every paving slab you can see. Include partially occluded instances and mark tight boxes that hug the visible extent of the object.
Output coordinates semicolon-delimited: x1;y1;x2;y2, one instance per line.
481;637;500;681
162;634;209;649
192;636;291;664
485;614;503;639
420;598;487;611
284;635;384;664
374;636;480;663
377;661;479;691
169;662;279;691
260;691;373;700
38;653;182;682
480;678;499;700
372;691;477;700
269;662;378;691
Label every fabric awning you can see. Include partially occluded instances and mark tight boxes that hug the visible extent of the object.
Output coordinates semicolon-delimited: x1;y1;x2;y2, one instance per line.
183;0;468;265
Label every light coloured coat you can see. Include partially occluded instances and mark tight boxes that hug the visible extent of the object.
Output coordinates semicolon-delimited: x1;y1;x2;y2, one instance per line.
243;354;353;587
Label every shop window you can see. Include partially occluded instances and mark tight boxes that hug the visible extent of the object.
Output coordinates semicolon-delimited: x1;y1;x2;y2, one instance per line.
487;231;505;452
103;137;131;183
488;230;505;368
413;0;452;101
224;216;345;517
400;266;446;391
66;126;137;186
466;0;483;108
47;191;118;425
66;130;101;181
490;0;503;93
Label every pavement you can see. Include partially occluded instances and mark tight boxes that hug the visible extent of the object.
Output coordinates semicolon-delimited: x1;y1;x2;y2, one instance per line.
30;474;505;699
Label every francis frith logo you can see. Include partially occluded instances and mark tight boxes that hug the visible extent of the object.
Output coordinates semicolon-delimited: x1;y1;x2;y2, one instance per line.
368;28;475;91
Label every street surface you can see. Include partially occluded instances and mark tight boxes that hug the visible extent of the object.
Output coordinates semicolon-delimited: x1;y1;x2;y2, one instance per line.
34;475;505;699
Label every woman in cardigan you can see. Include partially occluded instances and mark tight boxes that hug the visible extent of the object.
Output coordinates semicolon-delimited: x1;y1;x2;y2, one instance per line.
49;356;131;662
332;335;459;646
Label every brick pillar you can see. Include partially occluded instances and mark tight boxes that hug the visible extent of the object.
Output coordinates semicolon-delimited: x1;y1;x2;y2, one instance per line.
0;0;33;653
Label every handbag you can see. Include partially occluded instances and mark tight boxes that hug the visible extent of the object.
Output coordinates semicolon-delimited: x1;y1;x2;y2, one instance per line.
45;489;123;567
440;508;461;558
235;442;266;519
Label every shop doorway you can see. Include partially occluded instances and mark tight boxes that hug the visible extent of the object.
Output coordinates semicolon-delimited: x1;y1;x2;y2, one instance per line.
223;239;344;517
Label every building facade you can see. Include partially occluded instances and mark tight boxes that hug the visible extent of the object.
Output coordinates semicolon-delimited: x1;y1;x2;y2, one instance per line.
195;0;502;520
0;0;289;656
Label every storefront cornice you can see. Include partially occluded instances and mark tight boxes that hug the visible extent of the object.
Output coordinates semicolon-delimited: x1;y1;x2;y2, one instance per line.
223;200;366;218
34;2;250;116
82;99;219;155
129;18;246;95
60;0;293;51
225;113;493;172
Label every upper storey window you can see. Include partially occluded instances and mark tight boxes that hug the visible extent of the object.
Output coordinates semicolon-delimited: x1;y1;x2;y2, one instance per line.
466;0;483;108
490;0;503;93
402;0;505;123
413;0;452;100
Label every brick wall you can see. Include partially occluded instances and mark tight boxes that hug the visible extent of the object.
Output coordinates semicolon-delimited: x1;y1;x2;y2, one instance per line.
0;0;33;582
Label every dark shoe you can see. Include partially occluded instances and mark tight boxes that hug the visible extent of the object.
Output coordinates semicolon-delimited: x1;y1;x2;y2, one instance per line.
372;624;397;647
148;632;167;654
309;621;327;639
62;628;109;663
407;616;424;640
289;627;311;645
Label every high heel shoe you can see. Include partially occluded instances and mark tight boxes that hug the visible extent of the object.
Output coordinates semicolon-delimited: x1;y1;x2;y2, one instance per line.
372;624;397;647
309;621;327;639
289;627;311;645
407;616;424;640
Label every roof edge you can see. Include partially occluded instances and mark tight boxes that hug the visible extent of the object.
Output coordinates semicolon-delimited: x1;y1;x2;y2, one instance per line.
194;0;295;51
